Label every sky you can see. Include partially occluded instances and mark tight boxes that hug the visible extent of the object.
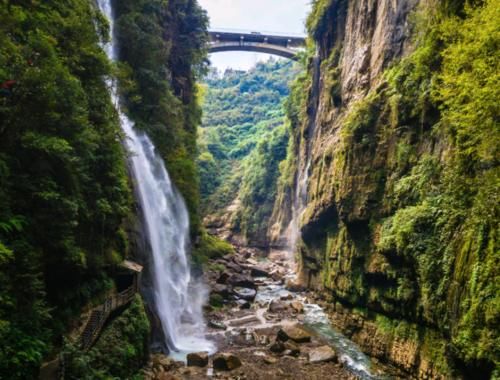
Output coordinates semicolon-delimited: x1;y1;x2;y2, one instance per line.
198;0;311;71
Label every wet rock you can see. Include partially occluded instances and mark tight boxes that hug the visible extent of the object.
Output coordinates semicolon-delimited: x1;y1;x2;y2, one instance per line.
268;300;288;313
228;273;256;289
213;353;242;371
187;352;209;367
233;287;257;301
290;301;304;313
277;325;311;343
280;293;294;301
308;345;338;363
209;319;227;330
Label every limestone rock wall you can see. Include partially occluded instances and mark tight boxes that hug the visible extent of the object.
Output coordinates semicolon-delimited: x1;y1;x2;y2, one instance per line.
269;0;497;378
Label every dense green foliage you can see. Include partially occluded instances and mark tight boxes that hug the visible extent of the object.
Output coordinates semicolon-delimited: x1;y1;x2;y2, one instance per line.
198;59;299;243
234;125;290;243
0;0;210;377
114;0;208;234
0;2;132;377
376;1;499;371
192;231;234;265
63;295;150;379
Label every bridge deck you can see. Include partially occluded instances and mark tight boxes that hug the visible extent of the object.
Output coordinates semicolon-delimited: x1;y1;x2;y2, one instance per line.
209;31;305;48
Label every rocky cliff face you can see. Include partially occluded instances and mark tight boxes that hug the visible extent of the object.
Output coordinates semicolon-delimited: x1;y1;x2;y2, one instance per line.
270;0;498;378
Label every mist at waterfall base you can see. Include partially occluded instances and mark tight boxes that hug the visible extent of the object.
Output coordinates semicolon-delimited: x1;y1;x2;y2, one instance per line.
96;0;215;360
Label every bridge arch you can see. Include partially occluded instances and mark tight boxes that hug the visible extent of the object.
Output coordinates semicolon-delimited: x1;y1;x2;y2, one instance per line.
208;30;305;61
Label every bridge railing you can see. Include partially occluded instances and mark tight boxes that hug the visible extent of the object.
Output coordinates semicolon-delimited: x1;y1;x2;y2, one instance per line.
209;41;303;51
209;27;306;38
80;285;136;351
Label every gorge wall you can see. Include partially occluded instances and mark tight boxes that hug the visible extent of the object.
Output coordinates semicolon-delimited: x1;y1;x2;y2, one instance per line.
270;0;499;378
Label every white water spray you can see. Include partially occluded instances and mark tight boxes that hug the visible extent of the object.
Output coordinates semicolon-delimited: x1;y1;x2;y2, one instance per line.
96;0;214;359
286;56;321;259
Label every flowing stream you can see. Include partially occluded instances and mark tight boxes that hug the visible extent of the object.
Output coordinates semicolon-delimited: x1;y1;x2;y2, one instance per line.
255;277;387;380
96;0;214;360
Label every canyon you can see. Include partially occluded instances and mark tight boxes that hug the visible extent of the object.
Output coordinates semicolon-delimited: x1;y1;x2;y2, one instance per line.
0;0;497;379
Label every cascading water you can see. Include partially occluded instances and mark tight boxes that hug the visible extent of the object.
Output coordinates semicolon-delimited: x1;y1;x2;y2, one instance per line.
286;55;321;259
96;0;215;359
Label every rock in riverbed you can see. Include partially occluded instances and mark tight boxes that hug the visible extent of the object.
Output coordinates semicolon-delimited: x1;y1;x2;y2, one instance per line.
250;266;270;277
213;353;242;371
269;340;285;353
277;325;311;343
228;273;256;289
308;345;338;364
186;352;208;367
233;287;257;301
268;300;288;313
290;301;304;313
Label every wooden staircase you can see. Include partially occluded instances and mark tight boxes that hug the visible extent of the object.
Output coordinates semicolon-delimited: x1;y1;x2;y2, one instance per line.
80;285;136;350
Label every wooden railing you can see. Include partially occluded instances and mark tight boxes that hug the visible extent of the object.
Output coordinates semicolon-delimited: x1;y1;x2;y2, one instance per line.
80;286;136;350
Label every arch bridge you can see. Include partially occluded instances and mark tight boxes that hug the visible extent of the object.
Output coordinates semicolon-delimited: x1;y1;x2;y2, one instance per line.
208;29;306;60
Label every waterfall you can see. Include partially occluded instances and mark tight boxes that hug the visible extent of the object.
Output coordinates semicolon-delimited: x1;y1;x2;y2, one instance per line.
96;0;215;359
286;55;321;257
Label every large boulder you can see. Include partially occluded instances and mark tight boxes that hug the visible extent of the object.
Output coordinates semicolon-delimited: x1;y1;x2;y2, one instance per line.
228;273;256;289
186;352;209;367
213;353;242;371
285;279;306;292
233;287;257;301
277;325;312;343
268;300;288;313
308;345;338;363
250;266;270;277
290;301;304;313
212;284;231;298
